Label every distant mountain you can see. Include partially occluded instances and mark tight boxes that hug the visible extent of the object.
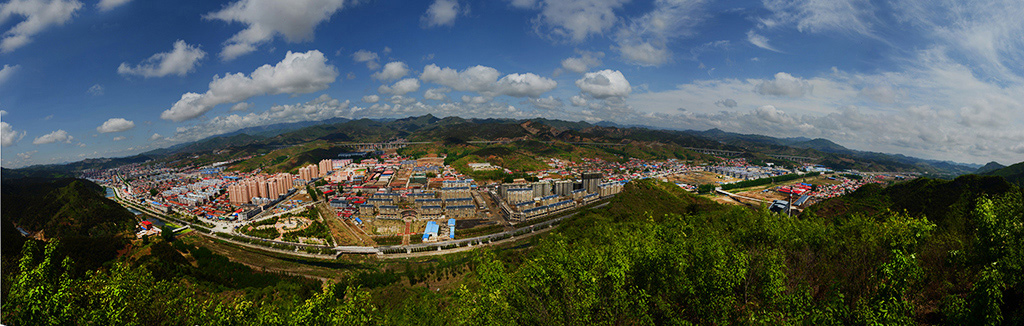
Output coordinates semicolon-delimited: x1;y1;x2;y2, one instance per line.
976;161;1006;174
685;128;978;177
981;160;1024;187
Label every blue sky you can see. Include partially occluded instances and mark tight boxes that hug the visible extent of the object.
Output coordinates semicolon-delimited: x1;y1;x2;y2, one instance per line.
3;0;1024;168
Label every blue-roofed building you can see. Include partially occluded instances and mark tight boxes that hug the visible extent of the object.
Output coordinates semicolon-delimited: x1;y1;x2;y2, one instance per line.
423;221;439;242
448;219;456;239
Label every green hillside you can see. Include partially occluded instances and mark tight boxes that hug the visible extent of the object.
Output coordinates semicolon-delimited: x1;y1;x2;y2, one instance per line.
5;177;1024;324
982;160;1024;187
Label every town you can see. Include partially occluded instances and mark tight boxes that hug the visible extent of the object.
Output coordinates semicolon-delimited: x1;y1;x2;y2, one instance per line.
81;144;916;257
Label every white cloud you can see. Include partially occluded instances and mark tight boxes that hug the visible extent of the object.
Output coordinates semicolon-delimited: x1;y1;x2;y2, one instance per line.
0;110;6;116
575;69;631;99
746;30;782;52
560;50;603;74
161;50;338;122
495;73;558;97
1;121;25;146
96;0;130;11
112;136;125;141
755;72;812;98
420;64;556;98
148;133;163;141
372;61;410;81
230;102;252;111
0;64;19;84
759;0;876;37
858;86;897;104
352;49;380;70
204;0;347;60
88;84;103;95
461;95;489;104
118;40;206;77
614;0;705;66
96;117;135;133
32;129;72;144
422;0;462;27
896;0;1024;85
715;98;738;108
16;150;36;160
362;95;380;103
423;87;450;101
171;94;351;142
519;0;630;43
570;95;588;106
529;96;562;110
377;78;420;95
0;0;83;53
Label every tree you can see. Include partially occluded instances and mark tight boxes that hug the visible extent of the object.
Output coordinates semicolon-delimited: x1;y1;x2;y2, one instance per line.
150;188;158;197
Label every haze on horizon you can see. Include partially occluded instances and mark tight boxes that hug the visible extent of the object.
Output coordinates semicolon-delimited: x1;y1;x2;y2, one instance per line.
2;0;1023;168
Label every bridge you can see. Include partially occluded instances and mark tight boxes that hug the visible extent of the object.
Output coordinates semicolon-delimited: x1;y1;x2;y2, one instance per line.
337;141;433;151
682;147;815;163
171;225;190;233
467;140;627;147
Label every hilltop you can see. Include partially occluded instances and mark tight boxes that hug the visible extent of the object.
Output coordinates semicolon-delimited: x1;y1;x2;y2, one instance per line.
4;115;983;178
981;160;1024;187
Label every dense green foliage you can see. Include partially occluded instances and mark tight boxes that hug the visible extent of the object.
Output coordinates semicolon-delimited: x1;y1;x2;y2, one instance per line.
5;175;1024;325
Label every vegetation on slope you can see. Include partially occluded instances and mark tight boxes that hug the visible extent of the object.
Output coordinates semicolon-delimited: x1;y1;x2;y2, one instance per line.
982;160;1024;187
4;176;1024;324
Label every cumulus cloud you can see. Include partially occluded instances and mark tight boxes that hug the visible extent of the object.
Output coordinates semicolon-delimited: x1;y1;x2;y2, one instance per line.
575;69;631;99
204;0;348;60
461;95;489;104
746;30;782;52
88;84;104;96
715;98;738;108
495;73;558;97
352;49;380;70
362;95;380;103
1;121;25;146
118;40;206;77
423;87;450;101
230;102;252;111
528;96;563;110
755;72;812;98
570;95;588;106
0;64;19;84
420;64;557;98
96;0;130;11
33;129;72;144
0;0;83;53
171;94;351;142
161;50;338;122
377;78;420;95
112;136;125;141
372;61;410;81
96;118;135;133
560;50;603;74
16;150;35;160
422;0;462;27
148;133;163;141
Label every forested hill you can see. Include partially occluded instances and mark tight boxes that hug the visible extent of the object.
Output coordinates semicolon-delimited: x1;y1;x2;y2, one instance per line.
4;177;1024;324
982;160;1024;187
1;177;136;270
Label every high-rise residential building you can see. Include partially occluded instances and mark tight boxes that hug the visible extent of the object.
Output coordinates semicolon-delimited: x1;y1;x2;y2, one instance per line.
228;183;250;205
318;159;333;177
583;172;602;194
